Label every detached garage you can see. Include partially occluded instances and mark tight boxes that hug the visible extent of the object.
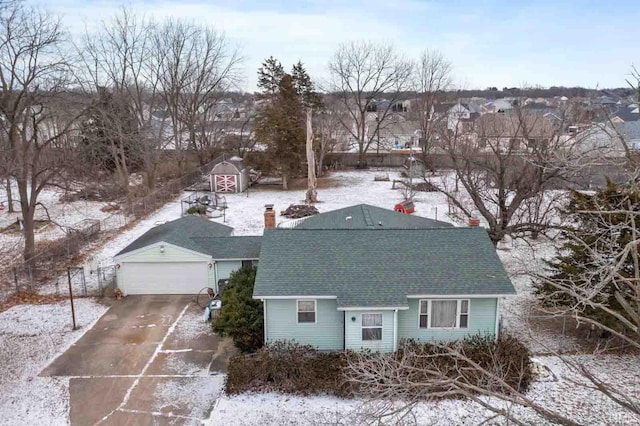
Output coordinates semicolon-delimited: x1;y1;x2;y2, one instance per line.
114;215;260;296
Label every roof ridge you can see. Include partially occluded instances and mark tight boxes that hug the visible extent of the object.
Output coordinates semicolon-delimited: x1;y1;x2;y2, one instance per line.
269;226;482;232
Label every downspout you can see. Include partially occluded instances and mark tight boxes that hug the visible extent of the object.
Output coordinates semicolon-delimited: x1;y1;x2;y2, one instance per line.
213;260;218;293
494;298;500;341
393;309;399;352
343;311;347;350
263;299;268;343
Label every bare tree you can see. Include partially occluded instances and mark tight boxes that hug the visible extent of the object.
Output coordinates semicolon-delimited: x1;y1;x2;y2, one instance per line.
327;41;412;167
77;9;167;192
411;50;453;172
153;19;242;168
314;100;347;177
345;340;582;426
0;2;82;265
627;64;639;103
428;105;587;245
222;107;256;158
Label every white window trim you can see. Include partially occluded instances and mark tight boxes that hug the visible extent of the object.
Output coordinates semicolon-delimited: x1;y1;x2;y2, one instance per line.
361;312;383;341
418;299;470;329
296;299;317;325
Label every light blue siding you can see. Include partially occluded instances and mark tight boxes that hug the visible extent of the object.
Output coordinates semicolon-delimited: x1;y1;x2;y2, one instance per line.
264;299;344;350
216;260;243;280
345;310;395;353
397;298;497;343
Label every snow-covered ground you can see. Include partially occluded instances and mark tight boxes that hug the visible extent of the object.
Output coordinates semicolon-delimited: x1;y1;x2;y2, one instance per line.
0;298;109;425
61;169;454;296
0;180;123;247
2;169;638;425
207;353;640;425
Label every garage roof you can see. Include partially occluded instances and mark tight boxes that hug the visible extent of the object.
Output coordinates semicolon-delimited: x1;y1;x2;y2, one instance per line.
191;236;262;259
116;216;233;256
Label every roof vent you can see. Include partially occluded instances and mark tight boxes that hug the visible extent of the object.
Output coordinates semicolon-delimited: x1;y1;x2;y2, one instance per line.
378;221;383;226
345;216;352;221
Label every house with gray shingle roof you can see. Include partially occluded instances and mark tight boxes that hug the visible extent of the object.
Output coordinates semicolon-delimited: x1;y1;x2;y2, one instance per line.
253;226;515;352
114;216;260;295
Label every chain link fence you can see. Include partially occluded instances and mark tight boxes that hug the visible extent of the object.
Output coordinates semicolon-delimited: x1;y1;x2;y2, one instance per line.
0;154;226;303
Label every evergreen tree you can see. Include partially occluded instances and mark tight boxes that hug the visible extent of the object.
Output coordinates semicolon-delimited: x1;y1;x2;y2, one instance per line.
254;74;306;189
257;56;285;97
291;61;323;110
535;181;640;331
213;266;264;353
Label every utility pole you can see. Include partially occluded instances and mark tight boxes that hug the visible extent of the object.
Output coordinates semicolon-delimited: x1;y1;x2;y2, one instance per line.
67;267;77;330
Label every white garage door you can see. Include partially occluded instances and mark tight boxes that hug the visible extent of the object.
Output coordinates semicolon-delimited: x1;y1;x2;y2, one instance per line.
122;262;208;295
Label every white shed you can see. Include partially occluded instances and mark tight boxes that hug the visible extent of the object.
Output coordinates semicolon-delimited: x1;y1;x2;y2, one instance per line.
210;157;250;193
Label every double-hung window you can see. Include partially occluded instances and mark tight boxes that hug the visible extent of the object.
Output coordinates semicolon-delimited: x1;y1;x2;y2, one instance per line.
361;313;382;341
419;299;469;329
297;300;316;324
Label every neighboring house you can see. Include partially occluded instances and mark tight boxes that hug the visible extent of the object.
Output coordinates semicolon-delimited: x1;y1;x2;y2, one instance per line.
375;117;422;150
616;121;640;150
577;122;640;156
293;204;453;230
486;98;513;113
114;216;260;295
473;112;556;153
610;104;640;123
210;157;250;193
430;101;480;132
253;227;515;352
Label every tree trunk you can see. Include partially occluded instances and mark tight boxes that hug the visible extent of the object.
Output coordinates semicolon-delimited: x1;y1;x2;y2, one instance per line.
16;178;35;267
6;178;14;213
305;108;318;204
317;150;325;177
282;173;288;190
358;149;367;169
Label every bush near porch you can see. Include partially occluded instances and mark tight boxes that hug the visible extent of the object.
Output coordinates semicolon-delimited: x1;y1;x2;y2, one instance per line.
212;266;264;353
225;335;532;398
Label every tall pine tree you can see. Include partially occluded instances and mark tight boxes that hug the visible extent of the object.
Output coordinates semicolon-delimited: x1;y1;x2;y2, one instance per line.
291;61;323;110
257;56;285;98
254;74;306;189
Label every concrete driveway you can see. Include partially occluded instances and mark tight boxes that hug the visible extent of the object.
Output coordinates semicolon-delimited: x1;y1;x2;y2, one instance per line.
41;295;236;425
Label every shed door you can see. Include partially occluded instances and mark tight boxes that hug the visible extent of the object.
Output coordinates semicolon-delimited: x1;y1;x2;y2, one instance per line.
122;262;208;295
215;175;237;192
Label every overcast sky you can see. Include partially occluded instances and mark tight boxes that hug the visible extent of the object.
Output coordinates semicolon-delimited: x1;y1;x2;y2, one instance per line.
35;0;639;92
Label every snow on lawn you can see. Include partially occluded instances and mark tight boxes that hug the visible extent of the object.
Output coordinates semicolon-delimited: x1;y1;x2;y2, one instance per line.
59;170;452;295
221;170;454;235
207;354;640;425
0;181;119;245
0;298;109;425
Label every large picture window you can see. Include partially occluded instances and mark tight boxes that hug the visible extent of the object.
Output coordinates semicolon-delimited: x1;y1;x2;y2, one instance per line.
361;313;382;341
297;300;316;324
419;299;470;329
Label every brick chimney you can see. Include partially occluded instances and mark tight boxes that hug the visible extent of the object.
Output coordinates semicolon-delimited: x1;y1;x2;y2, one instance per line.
468;217;480;227
264;204;276;229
